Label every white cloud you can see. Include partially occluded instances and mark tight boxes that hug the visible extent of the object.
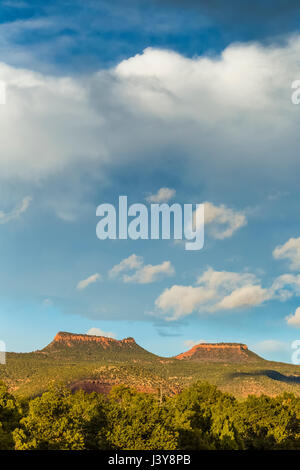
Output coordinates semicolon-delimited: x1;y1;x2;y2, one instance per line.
0;196;31;224
155;265;300;321
270;273;300;300
273;237;300;270
77;273;101;290
203;202;247;239
214;284;271;310
180;202;246;246
2;38;300;195
146;187;176;203
286;307;300;328
109;254;143;278
155;284;217;320
196;267;256;289
124;260;175;284
155;267;270;320
110;254;174;284
0;62;104;181
86;327;116;338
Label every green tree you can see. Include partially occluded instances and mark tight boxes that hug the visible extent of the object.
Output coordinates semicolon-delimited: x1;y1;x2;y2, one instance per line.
233;394;300;450
105;385;189;450
174;382;228;449
210;396;244;450
0;381;21;450
13;385;107;450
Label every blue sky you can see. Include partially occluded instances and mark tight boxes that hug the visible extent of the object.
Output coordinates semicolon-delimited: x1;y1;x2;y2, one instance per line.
1;0;300;362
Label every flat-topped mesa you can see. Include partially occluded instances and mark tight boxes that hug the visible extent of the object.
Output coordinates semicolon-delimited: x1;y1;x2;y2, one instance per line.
175;342;260;363
47;331;137;350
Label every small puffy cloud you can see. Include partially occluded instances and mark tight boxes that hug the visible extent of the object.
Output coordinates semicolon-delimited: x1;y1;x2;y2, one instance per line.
146;187;176;203
214;284;271;310
183;339;207;349
273;237;300;270
196;267;256;290
155;284;216;320
286;307;300;328
155;267;269;320
0;196;32;224
268;272;300;303
77;273;101;290
109;254;143;278
270;273;300;300
178;202;245;252
87;327;116;338
110;255;174;284
203;202;247;239
124;260;174;284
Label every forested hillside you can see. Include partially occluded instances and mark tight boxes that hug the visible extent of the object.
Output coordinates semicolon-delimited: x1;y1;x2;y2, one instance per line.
1;333;300;399
0;381;299;450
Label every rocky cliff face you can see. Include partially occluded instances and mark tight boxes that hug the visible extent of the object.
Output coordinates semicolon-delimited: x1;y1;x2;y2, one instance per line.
175;342;261;363
41;333;262;363
44;331;137;350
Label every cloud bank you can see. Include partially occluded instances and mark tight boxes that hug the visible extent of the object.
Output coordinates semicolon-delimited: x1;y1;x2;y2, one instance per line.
155;265;300;321
1;38;300;202
155;267;268;320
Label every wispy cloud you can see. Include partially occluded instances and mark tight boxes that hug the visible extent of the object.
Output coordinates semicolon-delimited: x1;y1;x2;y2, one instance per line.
203;202;247;239
0;196;32;224
124;260;175;284
110;254;175;284
273;237;300;271
77;273;101;290
109;254;143;279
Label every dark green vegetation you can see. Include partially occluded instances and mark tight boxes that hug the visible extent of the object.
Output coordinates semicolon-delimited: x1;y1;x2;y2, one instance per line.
1;332;300;399
0;381;299;450
1;333;300;450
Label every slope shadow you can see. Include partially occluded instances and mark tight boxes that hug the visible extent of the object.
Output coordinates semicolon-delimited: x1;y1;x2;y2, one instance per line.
229;369;300;384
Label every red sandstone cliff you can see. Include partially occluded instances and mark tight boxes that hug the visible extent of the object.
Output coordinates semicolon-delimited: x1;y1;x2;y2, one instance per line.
47;331;136;349
175;342;262;363
41;333;263;363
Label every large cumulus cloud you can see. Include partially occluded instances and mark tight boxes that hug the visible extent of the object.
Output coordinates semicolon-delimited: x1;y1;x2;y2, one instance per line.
1;38;300;205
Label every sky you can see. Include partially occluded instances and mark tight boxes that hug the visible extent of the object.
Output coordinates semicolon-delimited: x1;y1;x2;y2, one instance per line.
1;0;300;362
